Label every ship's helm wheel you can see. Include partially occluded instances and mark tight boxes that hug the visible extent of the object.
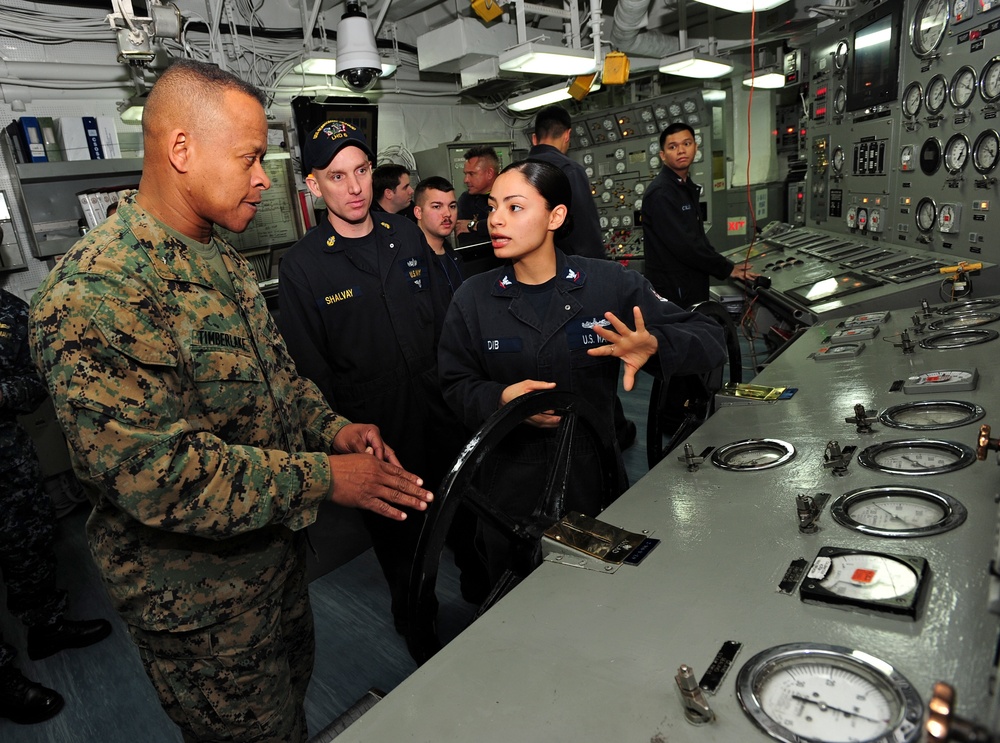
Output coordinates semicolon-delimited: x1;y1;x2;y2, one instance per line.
405;389;622;665
646;300;742;469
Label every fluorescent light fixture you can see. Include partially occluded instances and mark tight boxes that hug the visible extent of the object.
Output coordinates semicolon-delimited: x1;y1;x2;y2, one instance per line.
742;66;786;89
498;42;597;76
508;79;601;112
292;52;339;75
118;94;146;123
659;49;734;78
693;0;791;11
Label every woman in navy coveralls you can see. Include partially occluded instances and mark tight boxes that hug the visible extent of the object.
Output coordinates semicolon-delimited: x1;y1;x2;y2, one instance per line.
437;161;727;579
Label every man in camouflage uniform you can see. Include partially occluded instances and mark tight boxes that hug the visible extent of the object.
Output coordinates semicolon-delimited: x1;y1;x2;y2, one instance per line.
0;287;112;724
29;60;433;742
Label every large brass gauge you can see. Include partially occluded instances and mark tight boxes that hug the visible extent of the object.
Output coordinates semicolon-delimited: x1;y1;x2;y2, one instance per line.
711;439;795;471
736;643;923;743
832;486;967;537
925;74;948;114
950;66;978;108
911;0;949;58
981;56;1000;103
973;129;1000;173
858;439;978;475
915;197;937;232
878;400;985;430
902;82;923;117
944;133;970;174
834;40;849;72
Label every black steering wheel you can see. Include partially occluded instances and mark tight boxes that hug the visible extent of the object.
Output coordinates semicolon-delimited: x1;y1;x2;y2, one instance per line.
405;389;623;665
646;300;742;469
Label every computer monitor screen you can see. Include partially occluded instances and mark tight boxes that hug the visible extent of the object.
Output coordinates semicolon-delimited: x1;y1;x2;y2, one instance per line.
847;0;902;112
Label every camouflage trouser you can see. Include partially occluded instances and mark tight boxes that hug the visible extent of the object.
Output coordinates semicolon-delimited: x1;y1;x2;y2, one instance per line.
129;560;314;743
0;438;67;668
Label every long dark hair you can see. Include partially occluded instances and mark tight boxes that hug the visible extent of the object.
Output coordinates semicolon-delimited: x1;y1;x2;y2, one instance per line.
497;160;574;241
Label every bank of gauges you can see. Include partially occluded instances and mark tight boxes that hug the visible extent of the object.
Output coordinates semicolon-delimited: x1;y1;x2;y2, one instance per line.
831;485;967;538
737;642;923;743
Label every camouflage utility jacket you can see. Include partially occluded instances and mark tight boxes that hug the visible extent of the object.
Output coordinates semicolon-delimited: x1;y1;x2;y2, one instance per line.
29;194;347;632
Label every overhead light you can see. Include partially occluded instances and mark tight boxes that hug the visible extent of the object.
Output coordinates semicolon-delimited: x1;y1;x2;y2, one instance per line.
117;93;147;123
693;0;791;11
293;52;339;76
335;2;382;92
659;49;734;79
702;86;727;102
742;66;786;89
508;79;602;112
498;41;597;76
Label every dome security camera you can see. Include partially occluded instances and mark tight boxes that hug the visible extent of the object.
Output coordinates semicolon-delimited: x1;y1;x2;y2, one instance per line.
336;3;382;93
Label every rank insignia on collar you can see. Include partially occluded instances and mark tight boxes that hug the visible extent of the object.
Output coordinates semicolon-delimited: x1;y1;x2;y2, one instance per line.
564;267;585;283
380;221;391;230
326;235;336;247
407;257;418;267
498;275;513;289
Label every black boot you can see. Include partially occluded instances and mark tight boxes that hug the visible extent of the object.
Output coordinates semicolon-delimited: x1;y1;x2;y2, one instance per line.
0;667;64;724
27;618;112;661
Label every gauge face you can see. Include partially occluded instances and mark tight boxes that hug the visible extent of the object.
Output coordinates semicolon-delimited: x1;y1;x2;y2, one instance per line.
857;439;977;475
832;87;847;114
582;153;594;165
668;103;682;117
831;146;845;174
600;191;611;203
900;143;916;171
609;216;620;228
614;147;625;160
924;74;948;114
649;156;659;169
954;0;971;22
602;118;614;130
640;109;653;122
929;311;1000;329
603;177;614;189
654;105;667;119
857;207;869;229
916;197;937;232
634;182;645;195
919;328;1000;348
973;129;1000;173
911;0;950;58
938;298;1000;314
686;113;701;126
810;552;918;601
615;161;626;173
833;486;967;537
834;40;849;71
598;216;609;229
951;66;978;108
711;439;795;471
737;643;923;743
981;57;1000;102
944;133;970;173
621;215;632;227
879;400;985;429
902;82;923;117
683;98;698;113
584;166;594;178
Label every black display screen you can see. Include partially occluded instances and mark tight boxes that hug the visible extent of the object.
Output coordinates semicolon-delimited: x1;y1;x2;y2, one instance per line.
787;271;883;306
847;0;903;112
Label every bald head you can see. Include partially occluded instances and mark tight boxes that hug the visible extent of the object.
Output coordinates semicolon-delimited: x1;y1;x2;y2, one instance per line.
137;59;270;241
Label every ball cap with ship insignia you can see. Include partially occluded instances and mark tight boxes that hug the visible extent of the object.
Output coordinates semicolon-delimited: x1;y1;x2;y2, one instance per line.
304;119;374;176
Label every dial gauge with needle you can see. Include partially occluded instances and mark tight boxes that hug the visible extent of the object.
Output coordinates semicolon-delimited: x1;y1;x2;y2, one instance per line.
831;485;967;537
878;400;985;430
857;439;977;475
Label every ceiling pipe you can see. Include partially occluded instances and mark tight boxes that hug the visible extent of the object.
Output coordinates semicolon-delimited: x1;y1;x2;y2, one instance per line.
610;0;682;59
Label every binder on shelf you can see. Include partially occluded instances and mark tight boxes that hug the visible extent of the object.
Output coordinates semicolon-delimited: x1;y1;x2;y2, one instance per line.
95;117;121;159
82;116;104;160
18;117;48;162
4;121;24;163
36;117;63;162
77;191;98;229
55;117;90;161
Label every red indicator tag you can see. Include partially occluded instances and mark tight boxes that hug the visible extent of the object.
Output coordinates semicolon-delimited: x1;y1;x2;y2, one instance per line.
852;568;876;583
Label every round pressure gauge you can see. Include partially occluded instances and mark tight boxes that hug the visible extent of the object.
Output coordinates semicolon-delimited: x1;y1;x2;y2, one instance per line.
683;98;698;113
902;81;923;117
634;182;645;195
649;156;660;169
920;328;1000;348
640;109;653;122
928;311;1000;330
834;40;849;71
833;87;847;114
621;215;632;227
654;105;667;119
915;197;937;232
944;133;970;173
610;216;620;228
857;439;978;475
603;177;614;189
900;143;916;171
955;0;971;21
602;118;614;131
879;399;985;430
600;191;611;203
911;0;949;58
584;166;594;178
920;137;942;175
937;298;1000;314
832;146;845;175
831;486;967;537
668;103;682;117
924;74;948;114
598;216;609;229
648;141;659;155
951;66;978;108
973;129;1000;173
981;56;1000;103
615;161;626;173
614;147;625;160
583;153;594;165
634;198;642;210
710;439;795;471
737;643;923;743
694;132;703;147
857;207;869;230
